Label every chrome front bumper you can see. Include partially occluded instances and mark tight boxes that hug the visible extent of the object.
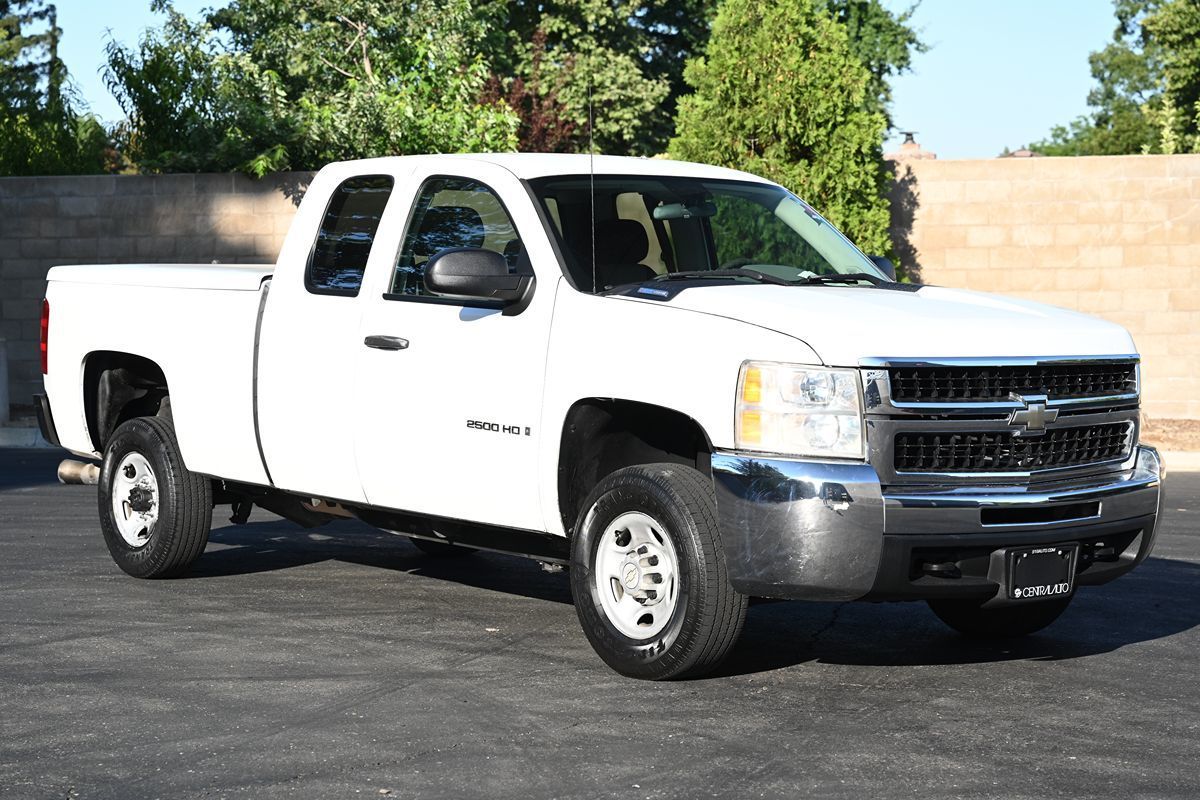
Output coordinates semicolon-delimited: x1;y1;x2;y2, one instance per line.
711;446;1164;602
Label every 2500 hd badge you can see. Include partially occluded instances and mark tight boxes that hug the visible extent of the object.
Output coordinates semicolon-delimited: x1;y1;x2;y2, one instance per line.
466;419;531;437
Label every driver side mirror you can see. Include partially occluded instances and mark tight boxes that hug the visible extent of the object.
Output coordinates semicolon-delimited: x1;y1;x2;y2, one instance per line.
424;247;533;306
868;255;896;281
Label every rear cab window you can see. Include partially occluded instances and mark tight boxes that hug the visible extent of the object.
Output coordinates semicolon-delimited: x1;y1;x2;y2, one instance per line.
306;175;395;296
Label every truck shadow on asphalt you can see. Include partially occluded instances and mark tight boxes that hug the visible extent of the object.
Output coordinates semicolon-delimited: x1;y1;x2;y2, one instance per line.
197;518;575;605
0;448;68;491
719;552;1200;676
196;518;1200;678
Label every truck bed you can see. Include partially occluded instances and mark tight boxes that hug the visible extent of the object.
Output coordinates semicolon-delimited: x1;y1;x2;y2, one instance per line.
44;263;274;485
47;263;274;291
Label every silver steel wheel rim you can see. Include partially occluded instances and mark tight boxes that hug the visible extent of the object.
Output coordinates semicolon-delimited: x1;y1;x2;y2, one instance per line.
111;452;159;548
593;511;679;640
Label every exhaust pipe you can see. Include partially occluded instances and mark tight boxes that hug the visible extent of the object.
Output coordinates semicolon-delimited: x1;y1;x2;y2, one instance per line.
58;459;100;485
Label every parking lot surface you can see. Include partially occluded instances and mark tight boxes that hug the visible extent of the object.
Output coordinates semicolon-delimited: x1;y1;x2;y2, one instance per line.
1;448;1198;799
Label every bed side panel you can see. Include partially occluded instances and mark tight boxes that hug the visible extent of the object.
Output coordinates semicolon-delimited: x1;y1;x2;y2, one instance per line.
44;278;269;485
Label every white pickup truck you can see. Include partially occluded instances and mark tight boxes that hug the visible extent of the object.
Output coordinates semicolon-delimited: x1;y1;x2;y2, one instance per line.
37;154;1164;679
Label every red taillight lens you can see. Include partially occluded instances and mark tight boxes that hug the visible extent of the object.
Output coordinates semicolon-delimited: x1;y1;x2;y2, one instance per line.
40;299;49;374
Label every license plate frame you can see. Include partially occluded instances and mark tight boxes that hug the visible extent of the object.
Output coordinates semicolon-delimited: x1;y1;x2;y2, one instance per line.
1007;543;1078;602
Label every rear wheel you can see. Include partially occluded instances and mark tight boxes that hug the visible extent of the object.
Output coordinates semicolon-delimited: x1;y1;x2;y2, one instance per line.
570;463;747;680
98;416;212;578
928;596;1072;639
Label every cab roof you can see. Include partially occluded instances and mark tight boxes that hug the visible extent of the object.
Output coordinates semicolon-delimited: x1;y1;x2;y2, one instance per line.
319;153;776;185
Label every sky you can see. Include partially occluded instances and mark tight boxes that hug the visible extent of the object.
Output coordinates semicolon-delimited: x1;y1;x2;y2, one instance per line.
880;0;1118;159
56;0;210;121
58;0;1121;161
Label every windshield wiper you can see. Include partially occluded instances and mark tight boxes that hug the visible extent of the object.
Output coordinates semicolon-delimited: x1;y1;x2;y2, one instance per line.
651;268;794;287
794;272;887;286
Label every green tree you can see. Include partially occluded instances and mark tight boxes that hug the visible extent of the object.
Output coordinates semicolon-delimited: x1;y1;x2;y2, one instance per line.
1142;0;1200;152
480;0;682;155
484;1;919;155
480;29;578;153
0;0;108;175
1;0;54;106
103;5;267;174
669;0;893;258
105;0;520;174
826;0;925;128
634;0;719;146
1033;1;1160;155
1033;0;1200;156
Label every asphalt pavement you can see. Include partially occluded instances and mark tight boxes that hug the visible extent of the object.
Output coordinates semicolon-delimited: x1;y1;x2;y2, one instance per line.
1;448;1198;799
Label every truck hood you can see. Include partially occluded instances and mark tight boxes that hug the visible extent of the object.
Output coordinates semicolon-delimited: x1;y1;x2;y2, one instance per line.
637;284;1137;365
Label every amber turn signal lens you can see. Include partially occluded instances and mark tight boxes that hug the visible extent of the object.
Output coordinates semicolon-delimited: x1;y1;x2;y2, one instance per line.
741;366;762;404
739;411;762;443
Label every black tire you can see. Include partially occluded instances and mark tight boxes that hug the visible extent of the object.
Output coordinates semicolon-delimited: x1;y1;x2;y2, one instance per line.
928;596;1072;639
570;463;747;680
409;537;474;558
98;416;212;578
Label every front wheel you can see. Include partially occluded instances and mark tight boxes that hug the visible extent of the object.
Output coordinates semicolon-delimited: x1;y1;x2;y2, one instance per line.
570;463;747;680
98;416;212;578
928;596;1072;639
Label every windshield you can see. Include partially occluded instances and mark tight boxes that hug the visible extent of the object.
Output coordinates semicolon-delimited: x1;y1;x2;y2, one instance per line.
529;174;888;293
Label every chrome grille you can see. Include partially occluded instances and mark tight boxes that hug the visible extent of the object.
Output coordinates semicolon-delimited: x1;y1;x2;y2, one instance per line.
863;357;1141;485
893;422;1133;474
887;362;1137;403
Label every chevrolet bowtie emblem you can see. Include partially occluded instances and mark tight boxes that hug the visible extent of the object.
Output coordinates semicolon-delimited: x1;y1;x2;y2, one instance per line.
1008;393;1058;434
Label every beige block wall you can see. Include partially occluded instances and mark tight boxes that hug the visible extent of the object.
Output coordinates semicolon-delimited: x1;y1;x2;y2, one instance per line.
890;154;1200;421
0;173;311;408
3;161;1197;421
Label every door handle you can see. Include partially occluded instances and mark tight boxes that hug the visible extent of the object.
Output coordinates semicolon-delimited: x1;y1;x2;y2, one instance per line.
364;335;409;351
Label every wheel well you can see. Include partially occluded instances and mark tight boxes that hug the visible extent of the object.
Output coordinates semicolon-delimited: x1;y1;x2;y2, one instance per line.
557;399;712;535
83;352;170;452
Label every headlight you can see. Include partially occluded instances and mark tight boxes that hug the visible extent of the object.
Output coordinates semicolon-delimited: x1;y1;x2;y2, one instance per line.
735;361;864;458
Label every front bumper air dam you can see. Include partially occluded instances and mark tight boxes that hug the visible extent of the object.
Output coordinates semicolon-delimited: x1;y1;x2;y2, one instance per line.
711;446;1164;602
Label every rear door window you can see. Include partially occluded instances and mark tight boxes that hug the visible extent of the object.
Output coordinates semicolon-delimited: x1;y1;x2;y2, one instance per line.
306;175;395;296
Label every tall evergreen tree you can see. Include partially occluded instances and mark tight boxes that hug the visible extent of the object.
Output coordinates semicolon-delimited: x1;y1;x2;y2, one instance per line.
826;0;925;128
669;0;893;257
1;0;57;108
0;1;107;175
